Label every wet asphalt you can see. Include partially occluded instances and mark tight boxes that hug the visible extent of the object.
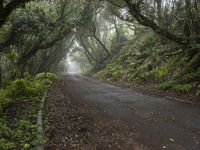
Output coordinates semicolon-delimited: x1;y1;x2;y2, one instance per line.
63;74;200;150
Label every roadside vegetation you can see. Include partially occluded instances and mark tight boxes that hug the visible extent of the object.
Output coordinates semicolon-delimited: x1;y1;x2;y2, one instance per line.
0;72;55;149
95;29;200;100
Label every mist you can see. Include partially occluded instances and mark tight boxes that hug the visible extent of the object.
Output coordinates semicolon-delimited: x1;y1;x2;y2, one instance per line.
67;53;80;74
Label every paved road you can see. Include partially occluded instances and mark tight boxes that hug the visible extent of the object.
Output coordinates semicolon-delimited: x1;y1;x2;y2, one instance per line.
63;74;200;150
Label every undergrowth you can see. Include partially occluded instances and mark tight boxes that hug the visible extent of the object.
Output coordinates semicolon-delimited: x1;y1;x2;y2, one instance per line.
0;72;56;150
95;31;200;98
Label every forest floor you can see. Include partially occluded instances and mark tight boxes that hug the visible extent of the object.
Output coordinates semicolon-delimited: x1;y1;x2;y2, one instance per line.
44;74;200;150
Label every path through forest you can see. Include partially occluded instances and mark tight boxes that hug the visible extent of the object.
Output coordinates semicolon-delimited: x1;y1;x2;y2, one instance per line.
45;74;200;150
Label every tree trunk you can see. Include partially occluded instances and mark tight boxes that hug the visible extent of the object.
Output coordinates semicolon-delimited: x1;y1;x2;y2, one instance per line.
0;0;3;10
78;34;99;64
114;18;120;41
93;35;112;57
185;0;192;37
156;0;164;27
188;52;200;70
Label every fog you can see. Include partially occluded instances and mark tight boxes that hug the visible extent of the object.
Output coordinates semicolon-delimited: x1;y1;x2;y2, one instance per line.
67;53;80;74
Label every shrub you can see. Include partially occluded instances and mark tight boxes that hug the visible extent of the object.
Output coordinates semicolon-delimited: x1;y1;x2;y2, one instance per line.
35;72;56;81
0;72;56;149
35;72;56;88
0;139;16;150
7;79;38;100
178;69;200;83
196;85;200;96
159;81;176;90
99;63;123;81
144;65;169;81
172;84;193;93
23;72;32;80
94;71;106;79
0;89;11;109
1;81;12;89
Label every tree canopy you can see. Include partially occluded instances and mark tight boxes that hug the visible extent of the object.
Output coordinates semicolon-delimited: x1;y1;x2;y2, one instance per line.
0;0;200;81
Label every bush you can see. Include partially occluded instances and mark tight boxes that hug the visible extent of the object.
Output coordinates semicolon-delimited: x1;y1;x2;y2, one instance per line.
196;85;200;96
144;65;169;81
35;72;56;88
104;63;123;81
23;72;32;80
172;84;193;93
159;81;176;90
35;72;56;81
0;72;56;149
0;89;11;111
0;72;56;109
7;79;38;100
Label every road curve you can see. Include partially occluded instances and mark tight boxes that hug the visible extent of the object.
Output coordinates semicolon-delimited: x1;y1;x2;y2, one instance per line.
63;74;200;150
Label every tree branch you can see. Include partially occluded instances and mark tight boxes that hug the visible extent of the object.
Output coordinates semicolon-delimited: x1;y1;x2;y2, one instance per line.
124;0;190;45
0;0;31;27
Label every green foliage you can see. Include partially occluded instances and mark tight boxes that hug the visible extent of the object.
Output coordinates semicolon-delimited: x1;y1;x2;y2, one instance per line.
0;117;17;150
0;109;43;150
95;26;200;97
35;72;56;81
178;69;200;83
144;66;169;81
23;72;32;80
100;63;123;81
172;84;193;93
35;72;56;88
0;139;16;150
0;72;55;150
0;72;56;110
7;79;39;100
159;81;176;90
0;89;10;110
196;85;200;96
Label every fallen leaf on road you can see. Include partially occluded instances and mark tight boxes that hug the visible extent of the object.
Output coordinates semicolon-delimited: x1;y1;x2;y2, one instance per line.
170;138;174;142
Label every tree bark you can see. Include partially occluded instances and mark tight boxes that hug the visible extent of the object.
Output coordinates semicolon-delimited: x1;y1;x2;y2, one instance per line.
0;0;3;10
114;18;120;41
93;35;112;57
156;0;164;27
78;34;99;64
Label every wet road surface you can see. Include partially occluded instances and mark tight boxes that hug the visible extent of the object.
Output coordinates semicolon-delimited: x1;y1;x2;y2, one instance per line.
64;74;200;150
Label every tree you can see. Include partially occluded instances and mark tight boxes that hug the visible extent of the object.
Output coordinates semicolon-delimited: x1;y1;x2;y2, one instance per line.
0;0;31;27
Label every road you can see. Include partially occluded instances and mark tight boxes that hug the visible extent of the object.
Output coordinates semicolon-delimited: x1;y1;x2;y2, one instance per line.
63;74;200;150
